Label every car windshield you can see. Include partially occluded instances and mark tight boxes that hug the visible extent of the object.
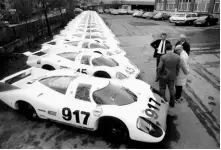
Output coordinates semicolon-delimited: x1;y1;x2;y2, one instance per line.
57;52;78;61
93;83;137;105
155;13;162;17
92;56;118;67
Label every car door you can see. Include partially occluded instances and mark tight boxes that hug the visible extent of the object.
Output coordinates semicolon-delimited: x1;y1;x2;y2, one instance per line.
34;77;71;121
59;82;99;130
191;13;198;21
76;54;94;75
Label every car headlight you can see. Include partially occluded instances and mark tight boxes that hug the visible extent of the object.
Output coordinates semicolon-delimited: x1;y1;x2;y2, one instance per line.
116;72;127;79
137;117;163;138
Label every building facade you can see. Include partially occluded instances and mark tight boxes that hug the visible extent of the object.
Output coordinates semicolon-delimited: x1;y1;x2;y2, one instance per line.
155;0;220;14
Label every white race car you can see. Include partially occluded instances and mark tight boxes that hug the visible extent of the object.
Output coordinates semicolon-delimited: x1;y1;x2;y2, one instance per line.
42;39;126;56
0;68;169;143
26;51;140;79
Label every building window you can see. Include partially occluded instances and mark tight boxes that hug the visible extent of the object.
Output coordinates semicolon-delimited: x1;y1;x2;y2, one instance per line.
213;0;220;13
166;0;176;10
179;0;191;11
156;0;164;10
194;0;210;12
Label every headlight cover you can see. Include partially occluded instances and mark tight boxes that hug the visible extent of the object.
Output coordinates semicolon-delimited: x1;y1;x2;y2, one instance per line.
137;117;163;138
116;72;127;79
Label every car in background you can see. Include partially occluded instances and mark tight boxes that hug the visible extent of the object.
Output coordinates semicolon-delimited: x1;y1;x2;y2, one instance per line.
128;9;135;15
118;8;128;15
98;9;104;14
104;9;110;14
144;12;157;19
26;51;140;79
110;9;119;15
142;12;151;18
194;13;218;26
172;13;198;25
132;10;144;17
153;12;170;20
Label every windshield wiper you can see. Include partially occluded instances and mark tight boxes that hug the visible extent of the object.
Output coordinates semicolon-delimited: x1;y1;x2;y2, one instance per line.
122;87;137;102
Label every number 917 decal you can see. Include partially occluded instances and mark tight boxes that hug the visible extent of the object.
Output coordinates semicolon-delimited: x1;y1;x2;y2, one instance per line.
145;98;161;120
62;107;90;125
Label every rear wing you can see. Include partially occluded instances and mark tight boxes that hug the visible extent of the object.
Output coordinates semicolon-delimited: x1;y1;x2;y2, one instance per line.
0;67;49;85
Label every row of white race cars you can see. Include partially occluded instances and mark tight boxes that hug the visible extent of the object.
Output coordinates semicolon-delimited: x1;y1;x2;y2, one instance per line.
0;11;169;143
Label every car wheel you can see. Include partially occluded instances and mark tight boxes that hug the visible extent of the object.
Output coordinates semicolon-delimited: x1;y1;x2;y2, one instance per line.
99;118;128;143
175;23;178;26
17;101;38;121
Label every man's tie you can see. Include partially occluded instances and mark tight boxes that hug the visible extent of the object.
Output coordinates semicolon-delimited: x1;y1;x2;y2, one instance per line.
161;40;165;53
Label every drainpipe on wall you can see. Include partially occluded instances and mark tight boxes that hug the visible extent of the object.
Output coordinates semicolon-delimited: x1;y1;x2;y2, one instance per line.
190;0;195;12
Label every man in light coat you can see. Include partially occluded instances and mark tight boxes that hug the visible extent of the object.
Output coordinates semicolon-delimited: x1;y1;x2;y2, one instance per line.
174;45;190;101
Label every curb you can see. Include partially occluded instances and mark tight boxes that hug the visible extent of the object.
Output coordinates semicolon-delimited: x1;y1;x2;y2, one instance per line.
191;48;220;53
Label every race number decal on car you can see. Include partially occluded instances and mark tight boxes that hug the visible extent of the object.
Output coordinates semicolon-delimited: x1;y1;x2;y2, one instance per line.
77;68;87;74
145;98;161;119
62;107;90;125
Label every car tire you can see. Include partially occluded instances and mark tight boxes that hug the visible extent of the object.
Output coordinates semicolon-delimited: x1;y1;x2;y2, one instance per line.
99;118;129;143
175;23;178;26
17;101;38;121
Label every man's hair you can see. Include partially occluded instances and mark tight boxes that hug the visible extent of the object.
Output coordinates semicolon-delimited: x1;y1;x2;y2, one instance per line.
165;44;172;51
161;33;167;37
175;45;183;51
180;34;186;39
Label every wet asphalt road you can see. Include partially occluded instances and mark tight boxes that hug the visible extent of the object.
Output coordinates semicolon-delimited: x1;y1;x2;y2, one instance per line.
0;14;220;148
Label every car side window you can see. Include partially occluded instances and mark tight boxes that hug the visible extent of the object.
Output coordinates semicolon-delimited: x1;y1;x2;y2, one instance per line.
209;15;214;18
39;76;76;94
186;14;191;18
192;14;197;17
81;55;91;65
75;84;92;102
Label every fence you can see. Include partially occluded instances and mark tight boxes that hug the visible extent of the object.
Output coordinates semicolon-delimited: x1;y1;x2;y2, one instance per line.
0;13;73;53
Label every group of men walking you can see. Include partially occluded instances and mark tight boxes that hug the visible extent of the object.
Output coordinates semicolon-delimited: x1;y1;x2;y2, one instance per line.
150;33;190;107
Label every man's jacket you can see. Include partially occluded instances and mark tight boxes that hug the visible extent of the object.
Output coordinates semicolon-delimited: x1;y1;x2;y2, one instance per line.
150;39;171;58
175;40;190;55
157;52;180;80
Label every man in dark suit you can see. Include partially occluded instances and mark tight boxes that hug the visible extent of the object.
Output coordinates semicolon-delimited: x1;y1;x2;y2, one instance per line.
150;33;171;81
175;34;190;56
157;44;180;107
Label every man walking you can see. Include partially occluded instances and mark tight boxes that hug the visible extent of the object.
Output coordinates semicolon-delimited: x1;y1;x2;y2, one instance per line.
174;45;190;101
150;33;171;81
157;44;180;107
175;34;190;55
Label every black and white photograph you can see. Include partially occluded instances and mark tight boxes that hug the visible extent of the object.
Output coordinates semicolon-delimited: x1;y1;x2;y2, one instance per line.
0;0;220;149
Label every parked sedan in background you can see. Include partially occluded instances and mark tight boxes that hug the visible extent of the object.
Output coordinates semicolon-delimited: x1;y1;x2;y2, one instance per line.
194;13;218;26
142;12;151;18
110;9;119;15
153;12;170;20
173;13;198;25
133;10;144;17
128;9;135;15
104;9;110;14
118;9;128;15
144;12;157;19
